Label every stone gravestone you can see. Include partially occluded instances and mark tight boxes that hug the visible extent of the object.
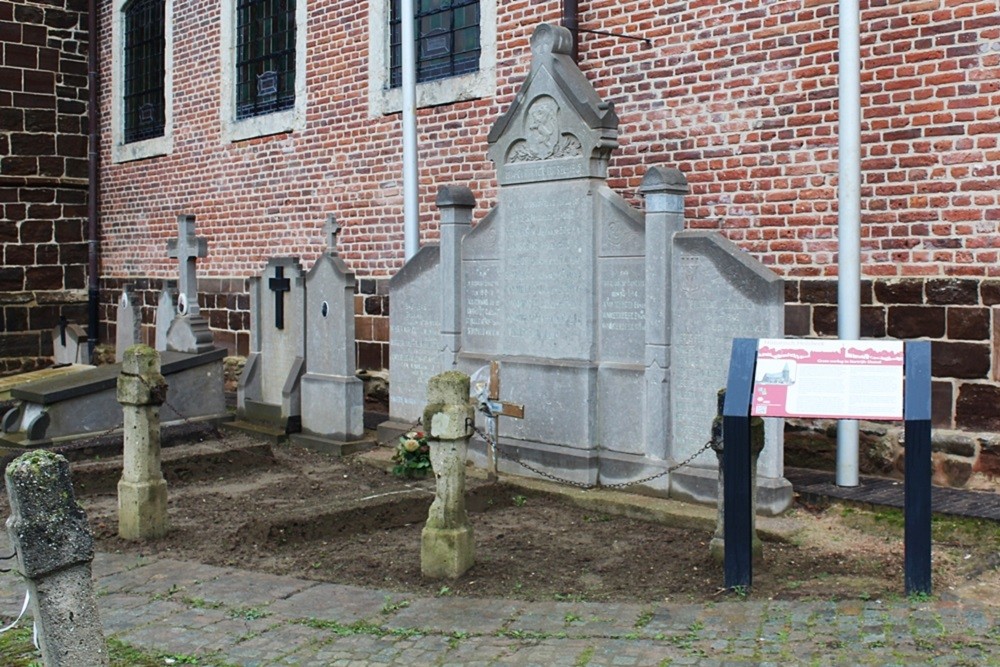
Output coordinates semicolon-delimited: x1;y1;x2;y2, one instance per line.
52;317;88;365
5;450;109;666
290;216;370;453
385;23;791;513
154;285;176;352
237;257;306;433
379;187;472;435
165;214;214;353
114;286;141;362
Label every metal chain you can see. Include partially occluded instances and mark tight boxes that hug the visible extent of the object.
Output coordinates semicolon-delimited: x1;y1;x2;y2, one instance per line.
467;420;713;491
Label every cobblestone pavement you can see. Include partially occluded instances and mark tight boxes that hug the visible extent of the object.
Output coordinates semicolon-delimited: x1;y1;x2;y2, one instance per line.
1;550;997;666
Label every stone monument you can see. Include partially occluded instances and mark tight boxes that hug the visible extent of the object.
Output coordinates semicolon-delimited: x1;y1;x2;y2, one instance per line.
114;286;140;362
420;371;476;579
117;345;169;540
383;23;791;513
165;214;214;353
290;216;371;453
52;317;88;365
5;450;109;666
154;286;176;352
237;257;306;433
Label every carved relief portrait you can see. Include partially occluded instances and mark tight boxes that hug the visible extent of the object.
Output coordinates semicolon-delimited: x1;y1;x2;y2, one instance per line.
507;95;582;163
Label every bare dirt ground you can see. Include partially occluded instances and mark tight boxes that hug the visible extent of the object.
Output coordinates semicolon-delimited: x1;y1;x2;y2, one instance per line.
73;432;1000;606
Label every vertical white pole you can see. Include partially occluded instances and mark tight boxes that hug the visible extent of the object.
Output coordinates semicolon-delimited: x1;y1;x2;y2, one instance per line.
402;0;419;261
837;0;861;487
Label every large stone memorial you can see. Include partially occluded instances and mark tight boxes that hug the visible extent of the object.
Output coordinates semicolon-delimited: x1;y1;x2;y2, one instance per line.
237;258;306;432
385;23;790;513
290;217;370;453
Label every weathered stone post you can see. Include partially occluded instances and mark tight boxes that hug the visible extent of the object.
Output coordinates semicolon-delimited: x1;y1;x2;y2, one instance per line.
709;389;764;563
117;344;169;539
421;371;475;579
5;450;109;666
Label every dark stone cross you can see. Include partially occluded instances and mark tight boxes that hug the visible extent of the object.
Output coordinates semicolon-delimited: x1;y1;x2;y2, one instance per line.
269;266;292;330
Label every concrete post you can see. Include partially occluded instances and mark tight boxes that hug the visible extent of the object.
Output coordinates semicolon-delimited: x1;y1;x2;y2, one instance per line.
709;389;764;563
117;344;169;540
421;371;475;579
5;450;109;666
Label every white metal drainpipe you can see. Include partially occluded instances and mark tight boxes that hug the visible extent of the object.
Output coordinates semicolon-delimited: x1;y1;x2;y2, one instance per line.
837;0;862;487
402;0;419;261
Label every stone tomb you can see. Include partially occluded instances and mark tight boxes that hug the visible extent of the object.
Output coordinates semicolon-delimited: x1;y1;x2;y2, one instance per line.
289;217;370;453
237;258;306;433
0;348;228;447
384;23;790;513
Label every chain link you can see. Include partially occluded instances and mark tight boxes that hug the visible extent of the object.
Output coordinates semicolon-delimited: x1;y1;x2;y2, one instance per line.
467;419;713;490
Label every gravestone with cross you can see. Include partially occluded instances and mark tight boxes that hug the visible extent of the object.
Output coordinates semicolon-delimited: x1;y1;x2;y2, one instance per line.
52;317;89;365
291;216;371;453
471;361;524;479
237;257;307;433
165;215;214;353
114;286;141;363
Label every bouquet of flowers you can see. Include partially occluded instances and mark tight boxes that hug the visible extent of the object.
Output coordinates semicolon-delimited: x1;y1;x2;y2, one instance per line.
392;431;432;478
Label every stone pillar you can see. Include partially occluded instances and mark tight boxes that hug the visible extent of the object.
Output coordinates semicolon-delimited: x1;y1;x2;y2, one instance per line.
436;185;474;370
709;389;764;563
117;344;169;540
421;371;475;579
5;450;109;667
639;167;688;463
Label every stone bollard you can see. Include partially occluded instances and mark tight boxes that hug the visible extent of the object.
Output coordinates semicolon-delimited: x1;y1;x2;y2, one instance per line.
420;371;476;579
117;344;169;540
5;451;110;666
709;388;764;563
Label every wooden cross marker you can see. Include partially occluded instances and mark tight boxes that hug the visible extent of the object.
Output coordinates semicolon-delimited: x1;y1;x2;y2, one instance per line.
483;361;524;479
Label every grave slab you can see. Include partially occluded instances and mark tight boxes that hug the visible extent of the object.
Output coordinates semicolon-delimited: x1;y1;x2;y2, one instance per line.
0;348;228;447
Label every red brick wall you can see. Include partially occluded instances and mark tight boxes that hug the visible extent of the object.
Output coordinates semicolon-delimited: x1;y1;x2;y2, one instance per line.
91;1;1000;418
0;0;89;374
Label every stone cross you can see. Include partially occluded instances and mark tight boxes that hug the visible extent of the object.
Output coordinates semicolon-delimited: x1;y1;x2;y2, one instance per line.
269;265;291;329
166;214;207;317
421;371;476;579
117;345;169;540
473;361;524;479
325;214;341;256
5;450;109;666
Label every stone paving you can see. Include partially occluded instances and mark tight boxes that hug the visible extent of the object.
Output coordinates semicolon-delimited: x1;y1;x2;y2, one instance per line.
0;548;997;666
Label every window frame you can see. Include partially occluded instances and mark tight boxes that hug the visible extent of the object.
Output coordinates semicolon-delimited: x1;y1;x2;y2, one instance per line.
368;0;496;117
220;0;307;143
112;0;173;163
388;0;482;89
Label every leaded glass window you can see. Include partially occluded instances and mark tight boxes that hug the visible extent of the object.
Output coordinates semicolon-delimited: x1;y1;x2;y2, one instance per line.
123;0;166;143
236;0;296;119
389;0;480;88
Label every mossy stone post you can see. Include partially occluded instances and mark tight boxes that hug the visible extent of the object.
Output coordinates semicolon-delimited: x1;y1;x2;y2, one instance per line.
709;388;764;563
117;344;169;540
5;451;110;666
421;371;475;579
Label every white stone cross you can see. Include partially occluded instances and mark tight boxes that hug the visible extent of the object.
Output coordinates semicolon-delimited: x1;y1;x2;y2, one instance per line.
166;214;207;317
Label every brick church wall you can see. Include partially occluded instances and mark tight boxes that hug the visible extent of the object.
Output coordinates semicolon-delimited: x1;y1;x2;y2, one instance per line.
23;0;997;450
0;0;90;374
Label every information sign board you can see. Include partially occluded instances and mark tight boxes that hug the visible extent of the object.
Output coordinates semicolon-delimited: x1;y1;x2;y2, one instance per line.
751;339;905;420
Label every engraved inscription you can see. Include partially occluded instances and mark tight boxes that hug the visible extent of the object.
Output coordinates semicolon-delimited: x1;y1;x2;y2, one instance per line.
463;262;499;353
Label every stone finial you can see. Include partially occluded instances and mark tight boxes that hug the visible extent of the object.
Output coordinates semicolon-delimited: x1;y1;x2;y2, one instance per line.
638;166;688;195
117;345;168;406
324;214;341;255
436;185;476;209
530;23;574;57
